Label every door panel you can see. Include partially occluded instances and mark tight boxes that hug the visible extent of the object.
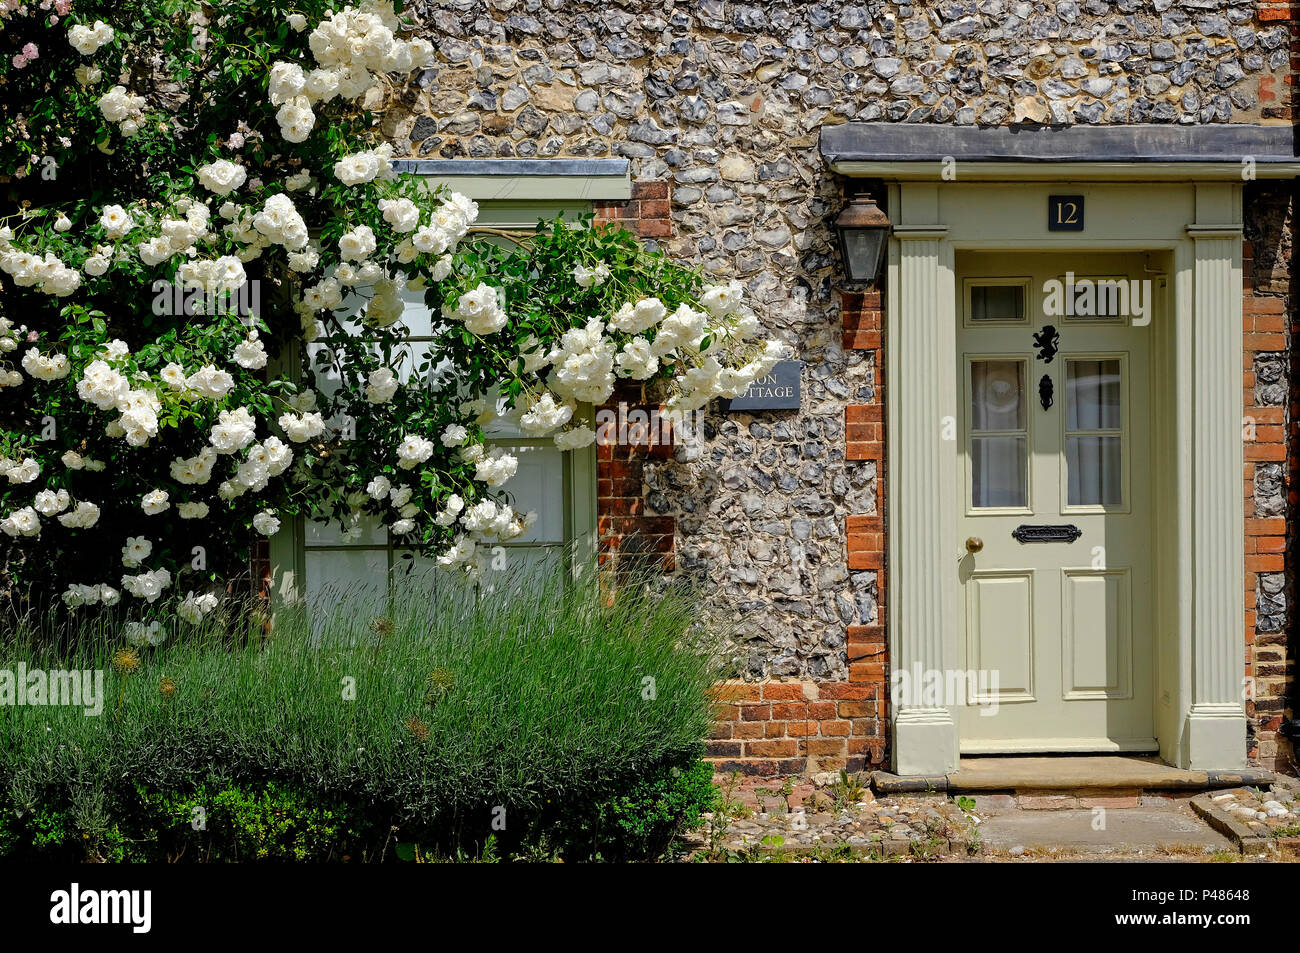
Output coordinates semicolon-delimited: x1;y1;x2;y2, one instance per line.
965;570;1035;703
956;252;1155;752
1061;568;1132;700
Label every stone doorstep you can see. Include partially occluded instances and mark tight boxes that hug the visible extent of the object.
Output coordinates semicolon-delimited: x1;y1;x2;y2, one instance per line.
872;755;1278;797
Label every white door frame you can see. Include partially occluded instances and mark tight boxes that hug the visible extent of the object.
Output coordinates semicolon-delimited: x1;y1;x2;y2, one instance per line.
883;178;1247;774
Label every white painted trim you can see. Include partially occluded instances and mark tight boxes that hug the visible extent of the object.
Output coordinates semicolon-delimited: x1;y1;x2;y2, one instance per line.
887;185;961;777
829;160;1300;181
886;180;1247;773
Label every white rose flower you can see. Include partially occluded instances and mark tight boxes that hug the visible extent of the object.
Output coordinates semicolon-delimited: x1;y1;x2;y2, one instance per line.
33;489;70;516
364;367;399;403
160;362;188;391
277;411;325;443
609;297;668;334
474;450;518;487
519;392;574;436
121;536;152;568
378;198;420;233
121;569;172;603
209;406;258;454
338;224;377;261
396;434;434;469
430;255;453;282
573;262;611;288
100;204;133;238
58;502;101;528
233;333;268;370
411;225;449;255
268;61;306;105
443;282;507;336
555;426;597;450
98;85;145;123
699;280;745;317
141;490;170;515
177;502;210;519
68;20;114;56
616;337;660;380
1;507;41;537
197;159;248;196
186;364;235;400
253;510;281;536
275;96;316;143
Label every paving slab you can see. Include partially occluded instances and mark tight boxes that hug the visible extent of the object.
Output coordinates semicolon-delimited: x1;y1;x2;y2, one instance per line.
979;806;1234;854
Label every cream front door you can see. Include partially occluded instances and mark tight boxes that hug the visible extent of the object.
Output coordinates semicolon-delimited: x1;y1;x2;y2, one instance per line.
955;252;1156;752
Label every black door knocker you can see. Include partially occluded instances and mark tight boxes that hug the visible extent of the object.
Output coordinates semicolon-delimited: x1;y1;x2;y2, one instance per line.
1038;373;1053;411
1032;324;1060;364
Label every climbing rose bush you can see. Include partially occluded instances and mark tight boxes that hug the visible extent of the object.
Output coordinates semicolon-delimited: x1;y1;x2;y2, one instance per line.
0;0;787;623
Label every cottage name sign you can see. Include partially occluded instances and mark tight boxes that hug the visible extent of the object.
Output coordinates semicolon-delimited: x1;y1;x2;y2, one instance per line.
724;360;802;411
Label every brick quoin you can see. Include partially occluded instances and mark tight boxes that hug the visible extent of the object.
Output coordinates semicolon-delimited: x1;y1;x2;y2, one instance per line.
594;184;677;580
1243;184;1297;773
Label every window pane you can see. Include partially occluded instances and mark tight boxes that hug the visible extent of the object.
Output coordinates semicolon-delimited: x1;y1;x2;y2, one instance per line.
392;545;566;592
399;286;435;337
970;285;1024;322
504;445;565;542
305;548;388;608
1067;435;1122;506
971;360;1025;431
306;511;387;546
971;435;1028;508
392;342;454;388
1066;359;1121;430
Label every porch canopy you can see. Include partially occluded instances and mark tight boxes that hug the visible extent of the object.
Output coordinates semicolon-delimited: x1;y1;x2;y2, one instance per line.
820;122;1300;180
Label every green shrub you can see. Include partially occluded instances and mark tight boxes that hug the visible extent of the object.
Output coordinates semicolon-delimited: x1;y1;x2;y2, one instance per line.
579;758;719;861
0;569;724;861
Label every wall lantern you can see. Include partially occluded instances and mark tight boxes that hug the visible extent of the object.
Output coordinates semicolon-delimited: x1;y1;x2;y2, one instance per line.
834;193;891;288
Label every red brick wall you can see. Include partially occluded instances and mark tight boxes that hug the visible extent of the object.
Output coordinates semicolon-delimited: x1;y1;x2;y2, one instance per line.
593;180;671;241
594;383;676;577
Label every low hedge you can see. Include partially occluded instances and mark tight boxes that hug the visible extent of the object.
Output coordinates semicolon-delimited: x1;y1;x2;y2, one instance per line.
0;569;722;861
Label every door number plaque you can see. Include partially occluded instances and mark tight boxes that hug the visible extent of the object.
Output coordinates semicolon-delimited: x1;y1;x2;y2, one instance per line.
1048;195;1084;231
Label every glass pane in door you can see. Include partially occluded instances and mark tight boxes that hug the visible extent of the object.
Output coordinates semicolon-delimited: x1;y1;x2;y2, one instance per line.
970;284;1025;322
1065;359;1122;506
1066;359;1121;430
970;359;1028;508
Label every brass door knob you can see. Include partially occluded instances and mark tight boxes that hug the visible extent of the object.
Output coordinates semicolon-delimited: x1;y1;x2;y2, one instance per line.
965;536;984;553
